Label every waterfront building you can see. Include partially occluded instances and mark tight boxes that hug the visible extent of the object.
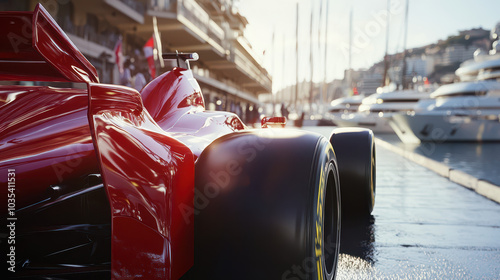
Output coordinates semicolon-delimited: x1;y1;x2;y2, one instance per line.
1;0;272;122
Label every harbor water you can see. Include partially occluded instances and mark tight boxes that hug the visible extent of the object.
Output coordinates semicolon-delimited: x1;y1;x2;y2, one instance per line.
377;133;500;187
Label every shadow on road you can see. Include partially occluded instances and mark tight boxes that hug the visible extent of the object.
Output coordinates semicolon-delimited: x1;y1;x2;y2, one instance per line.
340;215;376;264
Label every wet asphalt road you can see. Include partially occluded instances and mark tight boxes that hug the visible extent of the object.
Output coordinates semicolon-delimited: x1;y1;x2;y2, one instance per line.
302;127;500;279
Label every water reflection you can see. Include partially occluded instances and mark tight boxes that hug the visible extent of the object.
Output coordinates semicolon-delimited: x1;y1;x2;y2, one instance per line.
414;142;500;186
379;134;500;186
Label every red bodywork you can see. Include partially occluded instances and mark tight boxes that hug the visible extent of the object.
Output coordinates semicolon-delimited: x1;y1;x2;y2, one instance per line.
0;5;245;279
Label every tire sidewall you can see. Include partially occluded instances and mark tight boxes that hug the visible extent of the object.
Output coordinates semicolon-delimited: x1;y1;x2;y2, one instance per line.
330;128;376;217
310;140;340;280
194;131;342;279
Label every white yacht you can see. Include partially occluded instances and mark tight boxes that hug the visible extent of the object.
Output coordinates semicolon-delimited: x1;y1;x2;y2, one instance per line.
334;90;430;133
477;47;500;81
456;38;500;82
326;95;364;118
390;81;500;143
456;52;500;82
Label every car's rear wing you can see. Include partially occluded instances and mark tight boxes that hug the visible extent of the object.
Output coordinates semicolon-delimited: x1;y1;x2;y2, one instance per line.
0;4;99;83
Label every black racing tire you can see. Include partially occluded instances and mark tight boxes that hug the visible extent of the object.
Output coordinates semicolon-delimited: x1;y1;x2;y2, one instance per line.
329;128;376;218
193;129;341;280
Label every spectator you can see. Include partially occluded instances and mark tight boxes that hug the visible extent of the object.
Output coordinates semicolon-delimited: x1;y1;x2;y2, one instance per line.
120;60;133;87
281;103;289;119
134;72;147;92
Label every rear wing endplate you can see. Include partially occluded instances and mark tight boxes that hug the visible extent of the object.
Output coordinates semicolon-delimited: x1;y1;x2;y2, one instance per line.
0;4;98;83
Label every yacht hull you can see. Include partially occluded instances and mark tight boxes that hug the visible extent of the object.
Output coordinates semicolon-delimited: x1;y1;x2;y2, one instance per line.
335;113;394;134
391;114;500;143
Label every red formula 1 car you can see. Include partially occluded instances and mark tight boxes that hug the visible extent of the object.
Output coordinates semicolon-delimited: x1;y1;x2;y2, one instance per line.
0;5;375;280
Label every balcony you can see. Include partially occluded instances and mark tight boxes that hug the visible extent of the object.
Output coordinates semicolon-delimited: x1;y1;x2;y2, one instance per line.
149;0;175;12
57;13;117;60
194;73;260;104
206;36;271;94
148;0;225;60
71;0;147;34
197;0;223;16
104;0;146;23
118;0;146;14
147;0;271;94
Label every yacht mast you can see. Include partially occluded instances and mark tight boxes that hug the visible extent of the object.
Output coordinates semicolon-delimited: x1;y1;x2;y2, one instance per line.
401;0;409;89
382;0;391;87
271;28;275;115
317;0;324;107
323;0;330;103
295;2;299;108
348;7;353;94
309;1;314;110
282;34;286;106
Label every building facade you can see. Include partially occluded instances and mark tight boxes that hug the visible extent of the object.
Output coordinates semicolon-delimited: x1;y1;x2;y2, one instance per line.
442;44;475;66
1;0;272;123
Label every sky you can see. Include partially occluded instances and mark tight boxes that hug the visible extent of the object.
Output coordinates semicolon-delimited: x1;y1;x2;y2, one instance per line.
238;0;500;92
